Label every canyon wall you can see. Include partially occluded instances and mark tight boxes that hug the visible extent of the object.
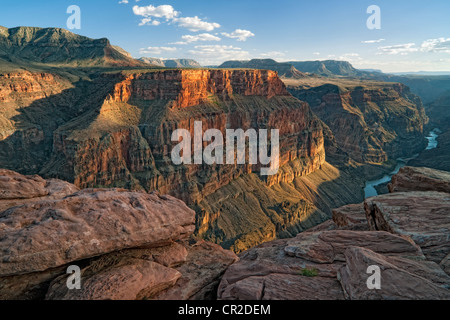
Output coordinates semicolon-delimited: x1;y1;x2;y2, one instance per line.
286;80;428;163
0;69;333;251
1;69;430;252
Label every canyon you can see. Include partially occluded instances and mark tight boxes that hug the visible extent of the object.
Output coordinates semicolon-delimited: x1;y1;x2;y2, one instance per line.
0;26;448;300
0;62;430;253
1;166;448;300
0;66;335;252
218;166;450;300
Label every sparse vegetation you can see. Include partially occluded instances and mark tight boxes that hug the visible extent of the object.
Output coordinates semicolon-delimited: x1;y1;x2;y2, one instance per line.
300;267;319;277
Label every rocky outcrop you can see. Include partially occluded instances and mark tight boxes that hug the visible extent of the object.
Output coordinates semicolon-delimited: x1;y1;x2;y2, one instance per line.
0;168;79;212
365;191;450;264
218;59;308;79
218;167;450;300
218;227;449;300
103;69;290;107
286;80;428;163
0;189;195;276
388;166;450;193
0;170;237;300
339;246;450;300
0;26;144;67
45;240;238;300
332;203;368;230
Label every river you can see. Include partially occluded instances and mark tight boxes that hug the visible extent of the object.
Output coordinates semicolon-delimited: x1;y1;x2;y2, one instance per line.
363;128;440;198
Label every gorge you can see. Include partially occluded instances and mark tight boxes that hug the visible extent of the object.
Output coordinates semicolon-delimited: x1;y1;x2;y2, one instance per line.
0;27;448;301
364;128;441;198
0;55;431;253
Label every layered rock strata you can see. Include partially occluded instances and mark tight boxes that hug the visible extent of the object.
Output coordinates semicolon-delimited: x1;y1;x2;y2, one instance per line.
0;170;237;300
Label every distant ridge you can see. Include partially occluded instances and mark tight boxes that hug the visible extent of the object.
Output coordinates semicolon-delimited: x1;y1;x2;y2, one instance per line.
287;60;365;77
0;26;146;68
218;59;308;79
139;57;202;68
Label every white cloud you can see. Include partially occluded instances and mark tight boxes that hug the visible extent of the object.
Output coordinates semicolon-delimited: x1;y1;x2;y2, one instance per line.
132;4;221;33
173;33;221;44
119;0;129;4
313;52;320;56
362;39;385;44
221;29;255;41
133;4;179;19
174;16;221;32
139;46;177;55
377;43;418;55
420;38;450;53
138;18;161;26
188;45;250;65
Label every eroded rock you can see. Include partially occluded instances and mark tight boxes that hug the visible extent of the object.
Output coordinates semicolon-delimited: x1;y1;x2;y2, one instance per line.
388;166;450;194
364;191;450;263
339;247;450;300
0;189;195;276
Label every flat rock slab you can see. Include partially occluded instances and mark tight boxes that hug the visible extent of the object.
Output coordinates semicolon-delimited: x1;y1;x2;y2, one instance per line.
218;229;425;300
388;166;450;194
0;189;195;276
221;273;345;300
0;169;79;212
0;169;49;200
332;203;369;230
339;247;450;300
365;191;450;263
44;241;237;300
152;241;238;300
46;258;181;300
284;230;424;263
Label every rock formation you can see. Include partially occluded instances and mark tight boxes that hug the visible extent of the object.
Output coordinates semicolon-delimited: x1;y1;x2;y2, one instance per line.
219;59;308;79
218;166;450;300
388;166;450;194
0;26;145;68
0;27;436;253
139;57;202;68
0;169;237;300
1;66;340;251
286;79;428;163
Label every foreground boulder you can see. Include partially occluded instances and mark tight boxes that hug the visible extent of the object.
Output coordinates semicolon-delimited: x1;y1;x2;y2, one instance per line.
331;203;369;230
219;225;449;300
365;191;450;264
45;241;238;300
388;166;450;194
219;166;450;300
0;189;195;276
0;170;237;300
0;169;79;212
339;247;450;300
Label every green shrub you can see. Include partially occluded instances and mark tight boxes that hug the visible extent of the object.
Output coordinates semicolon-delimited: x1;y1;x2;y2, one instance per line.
300;267;318;277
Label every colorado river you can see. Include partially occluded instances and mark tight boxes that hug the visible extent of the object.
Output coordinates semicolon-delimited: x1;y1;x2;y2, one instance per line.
363;128;440;198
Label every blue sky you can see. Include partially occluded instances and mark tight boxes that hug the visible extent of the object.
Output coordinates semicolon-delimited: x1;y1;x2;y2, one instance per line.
1;0;450;71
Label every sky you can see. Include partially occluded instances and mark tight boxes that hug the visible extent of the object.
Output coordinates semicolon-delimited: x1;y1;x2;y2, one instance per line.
0;0;450;72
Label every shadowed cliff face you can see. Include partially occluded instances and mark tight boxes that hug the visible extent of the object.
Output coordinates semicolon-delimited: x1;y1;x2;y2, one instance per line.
0;68;336;251
286;79;429;163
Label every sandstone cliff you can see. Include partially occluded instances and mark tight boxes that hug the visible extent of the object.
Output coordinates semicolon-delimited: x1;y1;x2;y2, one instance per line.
0;68;339;251
285;78;429;163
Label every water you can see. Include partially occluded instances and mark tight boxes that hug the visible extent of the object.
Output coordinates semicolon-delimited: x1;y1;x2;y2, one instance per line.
363;128;440;198
425;128;441;150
